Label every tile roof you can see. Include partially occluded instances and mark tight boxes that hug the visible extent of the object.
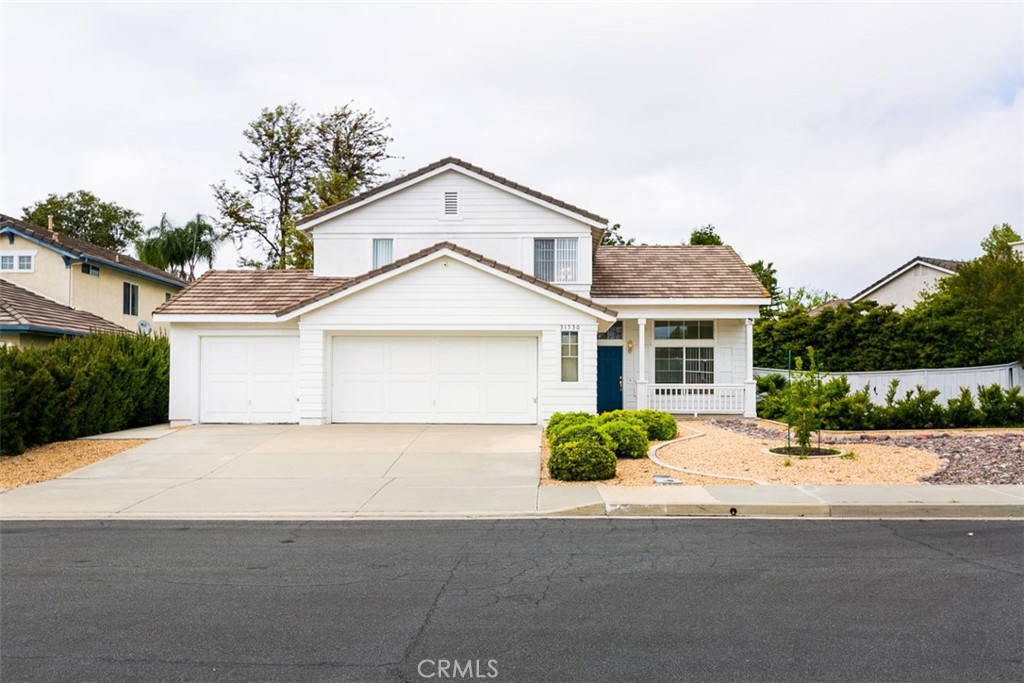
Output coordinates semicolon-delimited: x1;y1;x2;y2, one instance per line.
851;256;964;301
156;242;616;317
154;270;351;315
297;157;609;227
0;213;186;287
0;278;130;336
591;245;770;299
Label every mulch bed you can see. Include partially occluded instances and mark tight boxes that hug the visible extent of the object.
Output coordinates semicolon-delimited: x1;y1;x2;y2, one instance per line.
709;419;1024;485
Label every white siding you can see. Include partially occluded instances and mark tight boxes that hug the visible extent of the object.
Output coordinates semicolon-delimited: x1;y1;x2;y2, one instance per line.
299;257;600;422
310;170;594;296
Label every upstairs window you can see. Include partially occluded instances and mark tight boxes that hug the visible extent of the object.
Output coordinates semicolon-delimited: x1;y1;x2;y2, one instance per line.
372;238;393;269
1;252;34;272
82;263;100;276
654;320;714;340
534;238;577;283
123;282;139;316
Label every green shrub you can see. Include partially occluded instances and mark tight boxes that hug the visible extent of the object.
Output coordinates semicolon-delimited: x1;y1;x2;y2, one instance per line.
757;373;787;395
596;409;647;431
546;411;593;436
634;410;678;440
598;419;650;459
977;385;1024;427
547;440;617;481
946;388;983;428
0;333;169;456
549;423;610;450
884;384;945;429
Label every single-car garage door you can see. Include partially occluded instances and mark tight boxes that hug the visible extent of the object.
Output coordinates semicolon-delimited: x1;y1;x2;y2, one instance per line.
200;336;299;423
332;336;537;424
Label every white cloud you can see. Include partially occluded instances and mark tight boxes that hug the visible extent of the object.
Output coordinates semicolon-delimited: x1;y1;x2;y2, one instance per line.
1;1;1020;293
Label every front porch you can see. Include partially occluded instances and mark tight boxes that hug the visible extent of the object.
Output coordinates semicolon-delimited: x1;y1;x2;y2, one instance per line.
596;315;758;418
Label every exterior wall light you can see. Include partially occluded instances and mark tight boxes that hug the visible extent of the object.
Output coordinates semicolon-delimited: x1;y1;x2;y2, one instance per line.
626;340;634;353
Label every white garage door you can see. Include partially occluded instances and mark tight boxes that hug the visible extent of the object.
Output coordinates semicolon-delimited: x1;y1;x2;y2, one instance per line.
332;336;537;424
199;336;299;423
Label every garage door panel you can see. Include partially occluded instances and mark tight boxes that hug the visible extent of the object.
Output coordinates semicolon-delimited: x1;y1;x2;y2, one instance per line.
332;336;536;424
200;336;298;424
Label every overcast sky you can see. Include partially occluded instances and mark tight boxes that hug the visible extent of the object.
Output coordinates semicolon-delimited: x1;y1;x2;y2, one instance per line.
2;1;1021;296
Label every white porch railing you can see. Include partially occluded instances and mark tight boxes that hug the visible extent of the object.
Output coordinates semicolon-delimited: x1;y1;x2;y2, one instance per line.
648;384;747;414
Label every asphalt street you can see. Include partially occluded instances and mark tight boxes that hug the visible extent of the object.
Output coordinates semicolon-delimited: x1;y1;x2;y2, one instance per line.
1;519;1021;683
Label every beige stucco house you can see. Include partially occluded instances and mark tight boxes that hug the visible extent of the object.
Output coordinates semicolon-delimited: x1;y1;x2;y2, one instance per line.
0;214;185;346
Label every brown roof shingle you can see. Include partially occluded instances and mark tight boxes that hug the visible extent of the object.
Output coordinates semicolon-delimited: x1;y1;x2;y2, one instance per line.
0;214;186;287
591;245;769;299
0;278;130;336
156;242;616;317
297;157;609;227
154;270;351;315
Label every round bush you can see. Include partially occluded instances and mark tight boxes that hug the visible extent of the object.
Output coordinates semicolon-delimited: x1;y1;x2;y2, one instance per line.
548;413;598;440
549;423;610;450
596;410;648;431
635;410;679;440
599;419;650;459
547;440;617;481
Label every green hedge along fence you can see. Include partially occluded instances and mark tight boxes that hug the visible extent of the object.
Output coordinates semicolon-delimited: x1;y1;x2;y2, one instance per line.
1;333;169;455
758;374;1024;430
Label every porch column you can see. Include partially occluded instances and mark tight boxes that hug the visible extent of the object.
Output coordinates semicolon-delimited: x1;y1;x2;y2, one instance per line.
636;317;648;409
743;317;757;418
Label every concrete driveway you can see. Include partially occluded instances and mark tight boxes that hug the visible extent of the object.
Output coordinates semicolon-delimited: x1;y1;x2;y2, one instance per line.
0;424;548;518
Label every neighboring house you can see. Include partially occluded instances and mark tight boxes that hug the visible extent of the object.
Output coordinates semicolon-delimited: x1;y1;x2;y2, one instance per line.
154;157;768;425
0;214;185;340
0;278;129;347
1011;240;1024;256
850;256;963;311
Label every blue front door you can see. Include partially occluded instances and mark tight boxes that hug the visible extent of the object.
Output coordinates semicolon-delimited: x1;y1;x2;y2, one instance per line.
597;346;623;413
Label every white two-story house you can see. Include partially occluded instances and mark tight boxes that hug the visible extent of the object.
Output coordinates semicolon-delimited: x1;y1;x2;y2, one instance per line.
155;158;768;425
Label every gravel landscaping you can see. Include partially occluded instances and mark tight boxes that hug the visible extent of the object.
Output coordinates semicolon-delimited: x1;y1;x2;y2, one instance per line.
708;419;1024;485
0;440;147;489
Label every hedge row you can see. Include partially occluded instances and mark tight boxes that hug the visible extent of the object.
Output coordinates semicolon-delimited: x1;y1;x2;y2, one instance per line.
545;409;678;481
758;375;1024;430
1;333;169;455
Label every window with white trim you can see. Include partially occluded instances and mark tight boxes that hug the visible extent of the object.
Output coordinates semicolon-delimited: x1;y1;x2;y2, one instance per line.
654;347;714;384
123;282;139;316
0;251;34;272
561;331;579;382
653;320;714;385
81;263;100;276
372;238;393;269
534;238;577;283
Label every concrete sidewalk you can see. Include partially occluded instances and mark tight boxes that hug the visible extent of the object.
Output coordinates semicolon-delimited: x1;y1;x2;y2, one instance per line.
1;424;1021;519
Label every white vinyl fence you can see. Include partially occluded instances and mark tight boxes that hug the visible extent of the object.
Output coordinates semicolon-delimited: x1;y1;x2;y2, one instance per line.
754;361;1023;406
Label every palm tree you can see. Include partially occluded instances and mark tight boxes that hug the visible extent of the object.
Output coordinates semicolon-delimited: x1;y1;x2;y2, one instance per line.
136;213;223;281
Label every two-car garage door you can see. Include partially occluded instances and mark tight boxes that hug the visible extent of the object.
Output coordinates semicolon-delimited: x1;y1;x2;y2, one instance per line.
331;336;537;424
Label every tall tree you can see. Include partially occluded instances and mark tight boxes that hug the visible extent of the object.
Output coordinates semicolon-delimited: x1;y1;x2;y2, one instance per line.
600;223;635;246
748;259;782;316
213;102;394;270
688;224;723;245
23;191;143;252
980;222;1022;257
135;213;223;281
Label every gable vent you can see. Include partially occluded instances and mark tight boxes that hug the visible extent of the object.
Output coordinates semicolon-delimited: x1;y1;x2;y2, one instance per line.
443;191;459;216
